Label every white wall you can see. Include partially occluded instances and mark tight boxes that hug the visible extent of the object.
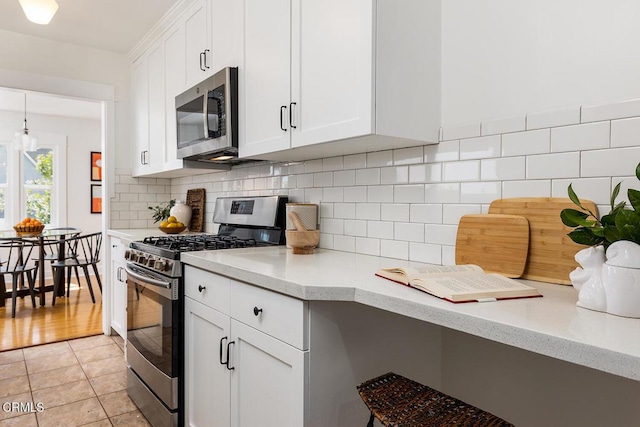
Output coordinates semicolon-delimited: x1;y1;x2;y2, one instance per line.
0;28;130;167
0;110;102;233
441;0;640;126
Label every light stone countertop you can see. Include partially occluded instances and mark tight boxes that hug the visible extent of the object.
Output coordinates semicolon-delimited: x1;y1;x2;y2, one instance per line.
181;246;640;382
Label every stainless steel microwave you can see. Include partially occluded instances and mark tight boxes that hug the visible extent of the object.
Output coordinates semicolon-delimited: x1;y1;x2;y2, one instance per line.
176;67;238;162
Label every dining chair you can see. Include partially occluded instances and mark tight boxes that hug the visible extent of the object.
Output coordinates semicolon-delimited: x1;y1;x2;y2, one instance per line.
51;232;103;305
0;239;39;318
38;228;82;294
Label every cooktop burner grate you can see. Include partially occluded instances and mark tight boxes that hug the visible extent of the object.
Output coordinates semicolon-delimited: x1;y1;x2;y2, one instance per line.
141;234;258;252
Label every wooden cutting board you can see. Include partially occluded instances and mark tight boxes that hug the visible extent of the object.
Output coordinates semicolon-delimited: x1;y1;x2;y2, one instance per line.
455;214;530;278
186;188;206;232
488;198;599;285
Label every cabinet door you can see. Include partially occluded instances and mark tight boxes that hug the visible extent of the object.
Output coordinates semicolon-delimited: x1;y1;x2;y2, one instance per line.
110;239;126;338
185;0;211;87
185;297;231;427
131;55;149;175
291;0;374;148
210;0;242;72
164;23;187;167
230;319;307;427
147;40;165;169
239;0;291;158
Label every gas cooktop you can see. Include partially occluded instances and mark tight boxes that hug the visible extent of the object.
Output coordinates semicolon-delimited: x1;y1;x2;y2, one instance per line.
141;234;258;253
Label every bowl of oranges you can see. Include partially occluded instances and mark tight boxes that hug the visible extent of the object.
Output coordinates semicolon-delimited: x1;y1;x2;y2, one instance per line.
14;218;45;236
159;216;187;234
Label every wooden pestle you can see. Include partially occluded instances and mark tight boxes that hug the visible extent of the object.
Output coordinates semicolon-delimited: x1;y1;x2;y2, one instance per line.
288;211;307;231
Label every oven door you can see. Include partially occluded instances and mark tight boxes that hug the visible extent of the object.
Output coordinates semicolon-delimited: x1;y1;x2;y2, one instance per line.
125;263;181;412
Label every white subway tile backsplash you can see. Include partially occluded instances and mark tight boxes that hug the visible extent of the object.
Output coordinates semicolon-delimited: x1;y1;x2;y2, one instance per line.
481;116;525;136
442;123;481;141
424;140;460;163
501;129;550;157
443;161;480;182
611;117;640;148
393;147;424;165
356;203;381;220
344;220;367;237
409;164;441;184
381;204;410;222
394;185;425;203
460;182;501;203
410;204;443;223
616;176;640;205
314;172;333;187
581;147;640;177
442;204;482;225
334;203;356;219
551;121;610;152
322;156;344;171
305;188;323;202
394;223;424;242
424;224;457;245
322;187;344;202
381;166;409;185
297;173;314;188
319;233;334;250
344;154;366;169
551;178;611;205
344;186;367;202
442;246;456;266
526;107;580;130
321;218;344;234
409;242;442;264
305;159;323;173
356;237;380;256
425;183;460;204
356;168;380;186
367;185;394;203
333;235;355;252
527;152;580;179
368;221;394;239
582;98;640;123
502;180;551;198
319;203;334;218
459;135;501;160
481;157;526;181
381;240;409;260
367;151;393;167
333;170;356;186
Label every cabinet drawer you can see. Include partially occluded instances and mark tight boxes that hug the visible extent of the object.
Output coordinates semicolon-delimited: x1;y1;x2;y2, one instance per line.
230;280;308;350
184;266;230;315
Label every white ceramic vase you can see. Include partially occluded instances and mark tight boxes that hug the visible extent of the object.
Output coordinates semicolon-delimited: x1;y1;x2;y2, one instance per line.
170;201;192;228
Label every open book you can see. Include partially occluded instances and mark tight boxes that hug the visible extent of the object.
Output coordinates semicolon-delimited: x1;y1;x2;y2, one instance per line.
375;264;541;303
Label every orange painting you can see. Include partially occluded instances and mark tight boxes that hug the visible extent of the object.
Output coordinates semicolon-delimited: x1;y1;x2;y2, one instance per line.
91;184;102;214
91;151;102;181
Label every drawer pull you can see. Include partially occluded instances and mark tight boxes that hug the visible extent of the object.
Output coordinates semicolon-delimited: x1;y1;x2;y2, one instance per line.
253;307;263;316
198;285;206;293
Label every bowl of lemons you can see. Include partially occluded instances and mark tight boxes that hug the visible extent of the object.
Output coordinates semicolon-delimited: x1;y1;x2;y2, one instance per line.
14;217;45;236
159;216;187;234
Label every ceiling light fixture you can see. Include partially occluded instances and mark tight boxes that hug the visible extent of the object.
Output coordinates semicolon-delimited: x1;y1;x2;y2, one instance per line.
14;93;38;152
18;0;59;25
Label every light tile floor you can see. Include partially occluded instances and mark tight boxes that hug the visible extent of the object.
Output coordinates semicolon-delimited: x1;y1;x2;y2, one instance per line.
0;335;150;427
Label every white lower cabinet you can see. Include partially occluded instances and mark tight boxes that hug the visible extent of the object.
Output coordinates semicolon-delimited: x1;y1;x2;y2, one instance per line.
109;237;127;338
184;266;308;427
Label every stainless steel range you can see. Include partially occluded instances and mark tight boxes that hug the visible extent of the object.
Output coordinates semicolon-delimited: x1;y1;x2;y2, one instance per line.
125;195;288;427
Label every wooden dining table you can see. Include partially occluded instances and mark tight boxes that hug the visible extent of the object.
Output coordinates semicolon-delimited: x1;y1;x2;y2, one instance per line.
0;227;82;306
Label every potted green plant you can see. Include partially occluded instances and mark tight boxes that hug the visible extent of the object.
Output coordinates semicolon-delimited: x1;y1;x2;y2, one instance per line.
560;162;640;318
560;162;640;248
148;199;176;224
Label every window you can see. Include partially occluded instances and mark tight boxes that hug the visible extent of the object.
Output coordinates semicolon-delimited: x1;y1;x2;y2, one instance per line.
0;132;66;229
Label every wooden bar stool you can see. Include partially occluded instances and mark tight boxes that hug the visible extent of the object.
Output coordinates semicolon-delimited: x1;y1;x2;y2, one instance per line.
357;372;514;427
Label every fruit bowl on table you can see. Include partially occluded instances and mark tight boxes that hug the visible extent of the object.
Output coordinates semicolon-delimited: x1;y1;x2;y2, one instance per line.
13;224;45;236
159;225;187;234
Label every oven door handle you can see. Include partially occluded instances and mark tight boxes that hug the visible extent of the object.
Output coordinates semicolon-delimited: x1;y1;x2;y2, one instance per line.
125;265;172;289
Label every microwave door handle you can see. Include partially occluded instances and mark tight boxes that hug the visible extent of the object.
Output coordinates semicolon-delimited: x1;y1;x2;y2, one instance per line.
203;94;209;139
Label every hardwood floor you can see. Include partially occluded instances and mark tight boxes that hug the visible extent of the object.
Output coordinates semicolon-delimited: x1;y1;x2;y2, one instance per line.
0;277;103;351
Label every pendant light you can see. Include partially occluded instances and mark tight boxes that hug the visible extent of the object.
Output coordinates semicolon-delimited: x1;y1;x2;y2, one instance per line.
14;93;38;152
18;0;59;25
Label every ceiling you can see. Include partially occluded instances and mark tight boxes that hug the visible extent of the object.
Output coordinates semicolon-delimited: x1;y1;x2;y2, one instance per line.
0;0;179;120
0;0;179;54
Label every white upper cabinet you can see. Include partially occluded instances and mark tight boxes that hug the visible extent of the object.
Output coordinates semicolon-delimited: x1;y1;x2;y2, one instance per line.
130;54;150;176
211;0;242;72
184;0;212;87
239;0;441;161
163;23;187;170
147;40;165;169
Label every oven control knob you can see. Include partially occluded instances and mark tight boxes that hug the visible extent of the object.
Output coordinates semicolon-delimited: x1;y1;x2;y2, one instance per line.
155;260;166;270
164;260;173;272
147;258;156;268
138;254;148;264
